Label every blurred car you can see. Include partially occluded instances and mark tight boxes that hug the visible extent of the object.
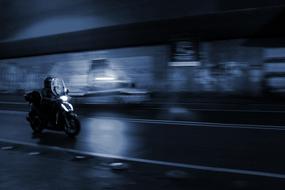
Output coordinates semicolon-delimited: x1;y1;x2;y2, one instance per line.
71;59;150;104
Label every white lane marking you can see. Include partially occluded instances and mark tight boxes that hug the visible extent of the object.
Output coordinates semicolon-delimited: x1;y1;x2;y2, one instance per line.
181;108;285;113
0;137;285;179
1;101;285;113
0;110;27;115
0;109;285;131
147;107;285;113
148;101;285;107
0;101;26;105
96;117;285;131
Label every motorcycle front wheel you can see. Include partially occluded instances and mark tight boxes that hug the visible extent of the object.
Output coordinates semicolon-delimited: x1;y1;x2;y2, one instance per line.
63;114;81;137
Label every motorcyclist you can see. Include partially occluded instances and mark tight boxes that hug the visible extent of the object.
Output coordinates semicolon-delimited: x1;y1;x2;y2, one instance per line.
25;77;80;137
41;76;56;100
41;76;58;122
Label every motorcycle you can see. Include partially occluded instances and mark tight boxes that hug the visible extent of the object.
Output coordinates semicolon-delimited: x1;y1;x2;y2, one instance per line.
25;78;81;137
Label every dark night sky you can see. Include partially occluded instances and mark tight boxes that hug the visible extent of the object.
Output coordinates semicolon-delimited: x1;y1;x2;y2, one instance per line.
0;0;284;42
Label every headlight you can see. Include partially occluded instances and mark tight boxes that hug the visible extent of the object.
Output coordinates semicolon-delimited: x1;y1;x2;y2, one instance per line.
95;77;116;81
60;96;69;102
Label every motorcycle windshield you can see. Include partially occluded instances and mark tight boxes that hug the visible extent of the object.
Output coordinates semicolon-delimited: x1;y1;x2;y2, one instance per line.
51;78;66;96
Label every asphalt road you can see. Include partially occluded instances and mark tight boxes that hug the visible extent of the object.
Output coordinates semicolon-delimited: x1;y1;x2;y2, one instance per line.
0;107;285;175
1;98;285;189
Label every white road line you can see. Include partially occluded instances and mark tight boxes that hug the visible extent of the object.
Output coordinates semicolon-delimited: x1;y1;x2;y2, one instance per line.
0;101;26;105
182;108;285;113
147;107;285;113
0;137;285;179
96;117;285;131
0;109;285;131
149;101;285;107
0;110;27;115
1;101;285;113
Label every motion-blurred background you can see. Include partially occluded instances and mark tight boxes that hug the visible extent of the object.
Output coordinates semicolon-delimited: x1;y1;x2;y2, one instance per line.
1;0;285;103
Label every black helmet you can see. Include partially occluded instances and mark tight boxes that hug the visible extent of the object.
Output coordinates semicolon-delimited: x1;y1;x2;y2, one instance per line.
44;76;53;88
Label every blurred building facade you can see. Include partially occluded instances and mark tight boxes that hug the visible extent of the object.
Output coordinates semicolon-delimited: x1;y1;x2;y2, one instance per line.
1;1;285;96
0;39;276;96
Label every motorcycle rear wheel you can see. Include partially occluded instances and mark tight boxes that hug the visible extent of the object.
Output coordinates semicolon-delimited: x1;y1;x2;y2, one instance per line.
29;115;44;133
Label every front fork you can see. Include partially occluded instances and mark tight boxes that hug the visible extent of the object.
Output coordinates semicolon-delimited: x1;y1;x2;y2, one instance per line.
55;111;59;125
58;101;75;128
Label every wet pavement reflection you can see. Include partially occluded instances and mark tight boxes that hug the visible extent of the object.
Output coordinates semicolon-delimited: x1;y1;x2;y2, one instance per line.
0;109;285;174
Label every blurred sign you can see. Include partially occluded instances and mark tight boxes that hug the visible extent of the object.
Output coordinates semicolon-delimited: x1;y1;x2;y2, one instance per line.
169;41;200;67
